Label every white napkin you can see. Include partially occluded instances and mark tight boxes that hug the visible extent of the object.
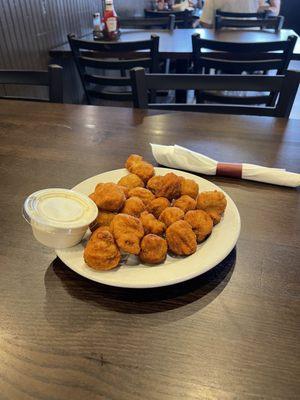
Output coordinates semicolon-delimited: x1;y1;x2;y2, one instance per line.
151;144;300;188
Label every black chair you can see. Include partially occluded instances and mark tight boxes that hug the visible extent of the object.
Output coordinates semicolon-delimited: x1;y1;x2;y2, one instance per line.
145;9;194;28
119;16;174;76
0;65;63;103
130;67;300;118
68;34;159;105
215;9;284;32
192;33;297;106
120;15;175;30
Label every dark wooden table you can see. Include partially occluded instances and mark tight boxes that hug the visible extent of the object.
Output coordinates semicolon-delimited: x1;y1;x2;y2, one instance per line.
0;99;299;399
50;28;300;60
50;28;300;103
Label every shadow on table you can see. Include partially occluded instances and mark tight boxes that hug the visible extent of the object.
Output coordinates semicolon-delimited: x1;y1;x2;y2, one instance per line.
44;249;236;320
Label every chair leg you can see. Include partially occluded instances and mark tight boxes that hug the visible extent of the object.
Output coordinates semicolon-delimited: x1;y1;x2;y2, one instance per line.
175;59;189;103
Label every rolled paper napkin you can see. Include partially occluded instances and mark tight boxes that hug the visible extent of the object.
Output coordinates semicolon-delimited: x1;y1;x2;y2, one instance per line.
150;144;300;188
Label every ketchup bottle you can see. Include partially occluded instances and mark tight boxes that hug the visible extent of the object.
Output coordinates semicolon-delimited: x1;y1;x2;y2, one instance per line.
103;0;119;40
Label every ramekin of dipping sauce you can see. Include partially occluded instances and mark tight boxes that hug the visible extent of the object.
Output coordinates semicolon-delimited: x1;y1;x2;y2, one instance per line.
23;188;98;249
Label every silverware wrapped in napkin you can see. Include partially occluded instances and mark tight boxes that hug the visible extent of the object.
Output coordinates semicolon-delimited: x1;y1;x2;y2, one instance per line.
151;144;300;188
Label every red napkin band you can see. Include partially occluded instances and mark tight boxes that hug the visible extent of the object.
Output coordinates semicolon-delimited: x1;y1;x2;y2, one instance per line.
216;163;243;179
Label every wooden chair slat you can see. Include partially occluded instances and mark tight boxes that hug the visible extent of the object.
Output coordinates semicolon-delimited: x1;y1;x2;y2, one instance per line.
68;34;160;104
79;56;152;70
130;67;300;118
215;9;284;32
192;34;297;106
144;9;194;28
143;73;285;91
0;65;63;103
193;35;297;53
84;74;131;86
196;59;286;73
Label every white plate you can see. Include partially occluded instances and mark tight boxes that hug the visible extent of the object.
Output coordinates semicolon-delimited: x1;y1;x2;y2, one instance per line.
56;168;241;289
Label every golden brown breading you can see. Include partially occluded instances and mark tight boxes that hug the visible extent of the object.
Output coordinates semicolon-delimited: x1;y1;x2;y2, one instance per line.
92;183;125;212
173;195;196;213
118;173;145;190
125;154;143;170
147;197;170;219
158;207;184;227
90;211;116;232
121;196;146;218
111;213;144;255
184;210;213;242
146;175;164;196
196;190;227;225
93;225;113;234
128;187;155;206
140;211;166;236
89;192;97;203
96;211;116;226
155;173;182;200
128;160;155;183
118;185;130;198
139;234;168;264
84;228;121;271
180;178;199;200
166;220;197;256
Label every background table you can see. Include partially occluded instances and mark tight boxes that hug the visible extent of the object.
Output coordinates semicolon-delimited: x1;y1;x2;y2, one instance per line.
50;28;300;104
50;28;300;60
0;100;299;399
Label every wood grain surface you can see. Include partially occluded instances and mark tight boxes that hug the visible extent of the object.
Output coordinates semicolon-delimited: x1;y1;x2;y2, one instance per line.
49;28;300;60
0;100;299;400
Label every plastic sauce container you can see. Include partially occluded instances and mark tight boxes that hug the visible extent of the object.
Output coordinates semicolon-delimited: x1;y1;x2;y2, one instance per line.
23;188;98;249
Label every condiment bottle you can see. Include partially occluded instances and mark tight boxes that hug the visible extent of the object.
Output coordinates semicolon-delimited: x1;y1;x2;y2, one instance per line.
102;0;119;40
93;12;102;35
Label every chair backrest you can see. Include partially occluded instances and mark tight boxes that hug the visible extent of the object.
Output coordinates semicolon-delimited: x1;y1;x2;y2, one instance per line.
144;9;194;28
130;67;300;118
215;9;284;32
192;33;297;105
68;33;159;104
0;65;63;103
120;15;175;30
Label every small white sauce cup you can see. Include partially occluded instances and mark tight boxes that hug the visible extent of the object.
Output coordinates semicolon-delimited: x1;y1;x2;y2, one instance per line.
23;188;98;249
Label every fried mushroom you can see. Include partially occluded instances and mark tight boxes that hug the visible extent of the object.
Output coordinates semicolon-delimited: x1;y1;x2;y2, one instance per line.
128;187;155;206
140;211;165;236
173;195;196;213
146;175;164;196
158;207;184;227
196;190;227;225
166;220;197;256
147;197;170;219
121;196;146;218
139;234;168;265
111;213;144;255
92;182;125;212
128;160;155;183
84;228;121;271
118;173;145;190
125;154;143;170
184;210;213;242
180;178;199;200
155;173;182;200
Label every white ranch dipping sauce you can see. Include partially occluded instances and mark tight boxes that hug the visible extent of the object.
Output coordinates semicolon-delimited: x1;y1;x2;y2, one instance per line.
23;188;98;248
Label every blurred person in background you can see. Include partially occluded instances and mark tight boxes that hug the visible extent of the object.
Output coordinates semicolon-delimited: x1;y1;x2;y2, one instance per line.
200;0;281;28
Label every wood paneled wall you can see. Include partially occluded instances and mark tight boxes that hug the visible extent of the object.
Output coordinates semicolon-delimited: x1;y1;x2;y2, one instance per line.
0;0;100;69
